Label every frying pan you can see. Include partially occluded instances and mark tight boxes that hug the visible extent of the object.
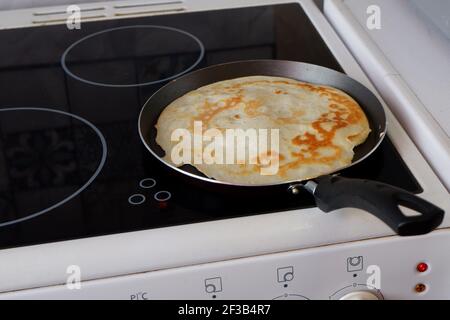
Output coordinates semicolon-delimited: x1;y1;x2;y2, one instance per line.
138;60;444;236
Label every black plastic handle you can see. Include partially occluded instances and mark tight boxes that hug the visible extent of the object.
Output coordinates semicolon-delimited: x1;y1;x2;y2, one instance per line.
309;176;444;236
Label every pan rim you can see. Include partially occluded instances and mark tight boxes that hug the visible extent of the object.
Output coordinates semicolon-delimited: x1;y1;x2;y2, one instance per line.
138;59;388;188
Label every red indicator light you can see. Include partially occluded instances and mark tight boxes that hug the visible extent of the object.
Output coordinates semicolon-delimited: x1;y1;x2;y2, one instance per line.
417;262;428;273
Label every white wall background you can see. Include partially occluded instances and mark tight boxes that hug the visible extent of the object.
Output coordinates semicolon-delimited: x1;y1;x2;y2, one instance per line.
411;0;450;40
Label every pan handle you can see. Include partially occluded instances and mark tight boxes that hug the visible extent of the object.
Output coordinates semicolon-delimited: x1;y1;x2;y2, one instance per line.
302;176;444;236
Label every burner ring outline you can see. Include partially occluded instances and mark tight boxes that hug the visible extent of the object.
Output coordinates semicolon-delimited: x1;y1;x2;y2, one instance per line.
0;107;107;228
61;25;205;88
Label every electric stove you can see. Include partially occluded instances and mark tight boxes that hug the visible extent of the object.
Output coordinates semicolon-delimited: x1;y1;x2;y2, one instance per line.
0;0;449;300
0;2;422;249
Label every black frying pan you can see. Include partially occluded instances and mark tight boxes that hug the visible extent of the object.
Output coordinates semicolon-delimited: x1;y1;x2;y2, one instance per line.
139;60;444;236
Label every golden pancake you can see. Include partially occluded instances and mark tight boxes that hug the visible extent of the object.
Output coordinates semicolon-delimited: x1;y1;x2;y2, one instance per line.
155;76;371;185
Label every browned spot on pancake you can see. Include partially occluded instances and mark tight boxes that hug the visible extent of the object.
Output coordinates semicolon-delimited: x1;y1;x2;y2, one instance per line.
244;99;263;117
194;96;243;126
223;79;336;95
278;87;366;176
276;110;305;125
234;114;241;119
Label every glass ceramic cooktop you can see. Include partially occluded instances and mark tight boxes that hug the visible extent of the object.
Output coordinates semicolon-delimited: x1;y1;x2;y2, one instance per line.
0;3;421;250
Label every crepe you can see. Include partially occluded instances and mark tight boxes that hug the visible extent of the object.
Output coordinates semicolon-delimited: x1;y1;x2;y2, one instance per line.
155;76;371;185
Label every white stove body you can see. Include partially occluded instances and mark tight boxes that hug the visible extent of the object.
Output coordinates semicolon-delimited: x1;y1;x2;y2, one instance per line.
4;231;450;300
0;0;449;300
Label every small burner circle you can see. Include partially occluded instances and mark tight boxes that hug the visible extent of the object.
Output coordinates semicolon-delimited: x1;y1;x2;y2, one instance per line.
61;25;205;88
154;191;172;202
128;194;146;205
139;178;156;189
0;107;107;228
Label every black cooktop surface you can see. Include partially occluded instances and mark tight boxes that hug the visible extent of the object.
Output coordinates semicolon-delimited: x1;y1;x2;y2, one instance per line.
0;3;421;250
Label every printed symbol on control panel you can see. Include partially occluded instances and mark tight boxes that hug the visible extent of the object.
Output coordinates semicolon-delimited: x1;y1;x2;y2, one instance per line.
205;277;222;293
130;292;149;300
347;256;364;272
277;266;294;283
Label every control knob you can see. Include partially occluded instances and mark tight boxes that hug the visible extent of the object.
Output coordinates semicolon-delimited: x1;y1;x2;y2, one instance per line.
339;291;380;300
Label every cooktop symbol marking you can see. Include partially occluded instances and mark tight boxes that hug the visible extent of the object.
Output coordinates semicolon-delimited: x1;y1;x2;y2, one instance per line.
0;107;107;228
347;256;364;272
61;25;205;88
205;277;222;294
277;266;294;283
128;194;146;205
154;191;171;202
139;178;156;189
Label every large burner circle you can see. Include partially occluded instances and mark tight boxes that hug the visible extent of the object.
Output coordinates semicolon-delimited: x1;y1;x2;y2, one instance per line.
0;107;107;227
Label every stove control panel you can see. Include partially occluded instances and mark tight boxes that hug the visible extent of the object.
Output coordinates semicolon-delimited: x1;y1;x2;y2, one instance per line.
2;231;449;299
